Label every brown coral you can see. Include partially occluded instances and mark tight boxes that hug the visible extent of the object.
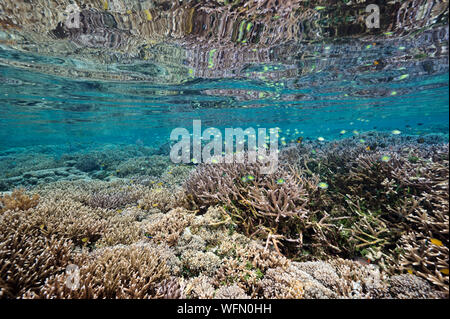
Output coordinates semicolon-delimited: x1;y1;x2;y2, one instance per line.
27;243;170;299
0;189;39;213
0;210;73;298
145;207;195;246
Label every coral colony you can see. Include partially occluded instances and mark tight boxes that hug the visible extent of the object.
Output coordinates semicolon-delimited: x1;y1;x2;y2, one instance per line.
1;133;448;299
0;0;449;301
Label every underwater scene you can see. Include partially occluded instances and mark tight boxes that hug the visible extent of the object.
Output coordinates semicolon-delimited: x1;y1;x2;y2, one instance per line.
0;0;449;300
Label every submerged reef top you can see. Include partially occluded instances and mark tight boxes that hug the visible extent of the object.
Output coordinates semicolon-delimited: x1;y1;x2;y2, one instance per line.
0;135;448;299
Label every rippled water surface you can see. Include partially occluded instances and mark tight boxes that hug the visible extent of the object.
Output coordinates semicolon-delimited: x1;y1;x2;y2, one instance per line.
0;0;448;151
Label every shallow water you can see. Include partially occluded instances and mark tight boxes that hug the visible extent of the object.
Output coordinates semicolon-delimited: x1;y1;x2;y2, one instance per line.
1;1;448;156
0;0;449;300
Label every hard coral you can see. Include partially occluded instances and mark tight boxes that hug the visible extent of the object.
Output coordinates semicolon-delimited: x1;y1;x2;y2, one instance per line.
0;210;73;298
0;189;39;213
28;243;170;299
185;160;316;254
145;207;195;246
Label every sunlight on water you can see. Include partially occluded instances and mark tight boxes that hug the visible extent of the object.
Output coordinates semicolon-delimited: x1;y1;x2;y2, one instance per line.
0;0;449;300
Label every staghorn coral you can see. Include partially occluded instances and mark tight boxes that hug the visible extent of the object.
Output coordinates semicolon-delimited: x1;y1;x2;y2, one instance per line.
396;232;449;296
0;136;447;299
27;196;108;246
138;186;183;213
85;188;142;209
0;210;73;298
145;207;195;246
279;137;449;293
185;275;216;299
0;189;39;213
155;277;185;299
95;212;145;247
27;243;170;299
184;159;319;255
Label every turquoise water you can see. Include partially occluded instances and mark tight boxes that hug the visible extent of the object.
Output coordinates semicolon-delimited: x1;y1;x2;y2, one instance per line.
1;1;450;300
0;45;448;152
0;1;449;182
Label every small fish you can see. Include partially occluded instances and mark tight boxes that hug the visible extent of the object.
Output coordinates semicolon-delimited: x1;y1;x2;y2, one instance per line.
407;269;413;274
340;130;347;134
296;136;304;144
152;203;158;207
354;257;371;266
144;9;152;21
366;146;371;151
144;233;153;239
276;178;285;185
247;175;255;181
392;129;402;135
373;60;379;65
39;224;46;230
81;237;89;243
317;137;325;142
318;182;329;190
440;269;449;275
241;176;248;183
430;238;443;247
381;155;391;162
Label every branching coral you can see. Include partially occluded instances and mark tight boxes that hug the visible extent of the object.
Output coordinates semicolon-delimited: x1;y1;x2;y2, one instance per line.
27;197;108;246
0;210;73;298
396;232;449;295
145;207;195;246
1;135;446;300
155;276;185;299
184;160;318;255
258;264;334;299
26;243;170;299
0;189;39;213
138;186;184;213
279;137;449;293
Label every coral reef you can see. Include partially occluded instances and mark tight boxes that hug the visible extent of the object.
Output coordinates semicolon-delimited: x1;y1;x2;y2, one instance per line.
184;135;449;296
0;135;447;299
0;189;39;213
0;209;73;298
25;243;170;299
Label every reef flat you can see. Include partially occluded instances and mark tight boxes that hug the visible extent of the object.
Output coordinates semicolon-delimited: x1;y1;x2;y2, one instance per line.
0;132;448;299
